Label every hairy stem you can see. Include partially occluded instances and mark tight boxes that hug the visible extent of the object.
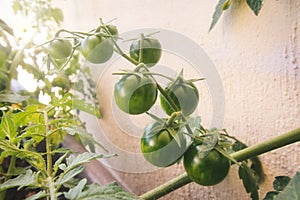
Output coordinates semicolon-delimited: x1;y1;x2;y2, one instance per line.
140;127;300;200
44;111;57;200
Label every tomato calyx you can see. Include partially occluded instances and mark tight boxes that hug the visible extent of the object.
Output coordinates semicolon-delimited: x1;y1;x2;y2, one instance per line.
129;34;162;67
160;70;200;117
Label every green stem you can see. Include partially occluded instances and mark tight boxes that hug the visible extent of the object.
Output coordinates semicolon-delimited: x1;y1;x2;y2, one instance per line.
140;172;191;200
230;127;300;162
0;155;17;200
140;127;300;200
44;111;57;200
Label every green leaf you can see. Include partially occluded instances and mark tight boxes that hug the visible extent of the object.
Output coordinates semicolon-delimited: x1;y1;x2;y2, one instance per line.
273;176;291;191
0;113;16;139
63;152;106;173
239;162;259;200
263;191;279;200
246;0;264;15
274;172;300;200
64;178;87;200
0;18;14;35
209;0;231;31
53;152;70;176
0;170;36;192
72;99;101;118
64;181;142;200
62;125;107;152
16;150;46;173
232;140;265;183
0;93;29;103
56;166;85;186
57;152;110;190
25;191;47;200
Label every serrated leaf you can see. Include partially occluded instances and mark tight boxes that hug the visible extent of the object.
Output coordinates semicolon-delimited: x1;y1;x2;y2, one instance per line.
239;162;259;200
62;125;107;152
53;152;70;176
16;150;46;173
250;156;265;183
246;0;264;15
274;172;300;200
209;0;230;31
232;140;265;183
0;113;17;140
56;166;85;186
72;99;101;118
273;176;291;191
65;152;106;173
25;191;47;200
64;181;142;200
0;170;36;191
64;178;87;199
0;18;14;35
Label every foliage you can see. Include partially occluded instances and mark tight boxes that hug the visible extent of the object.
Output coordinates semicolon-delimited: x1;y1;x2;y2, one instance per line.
263;173;300;200
210;0;264;31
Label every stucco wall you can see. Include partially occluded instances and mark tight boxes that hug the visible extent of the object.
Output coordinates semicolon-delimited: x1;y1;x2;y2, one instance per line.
57;0;300;199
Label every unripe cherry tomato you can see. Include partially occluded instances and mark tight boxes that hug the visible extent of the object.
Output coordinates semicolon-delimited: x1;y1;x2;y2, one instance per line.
129;37;162;67
184;145;230;186
160;79;199;116
48;39;72;60
81;35;113;64
114;73;157;115
141;120;187;167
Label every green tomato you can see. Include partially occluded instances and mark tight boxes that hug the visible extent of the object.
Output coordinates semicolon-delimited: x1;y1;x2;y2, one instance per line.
183;145;230;186
48;39;72;60
141;120;187;167
52;72;71;90
114;73;157;114
129;37;162;67
81;35;113;64
160;80;199;116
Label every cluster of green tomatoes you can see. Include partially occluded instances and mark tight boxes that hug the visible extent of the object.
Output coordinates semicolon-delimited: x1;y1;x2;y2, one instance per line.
47;23;231;186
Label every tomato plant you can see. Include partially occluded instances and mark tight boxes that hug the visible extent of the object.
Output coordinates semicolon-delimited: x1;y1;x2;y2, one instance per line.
129;36;162;67
81;34;113;64
160;77;199;116
48;39;72;59
114;70;158;114
183;145;231;186
2;2;300;199
141;120;187;167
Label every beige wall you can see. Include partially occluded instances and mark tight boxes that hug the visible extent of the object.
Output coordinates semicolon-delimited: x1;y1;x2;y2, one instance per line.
56;0;300;199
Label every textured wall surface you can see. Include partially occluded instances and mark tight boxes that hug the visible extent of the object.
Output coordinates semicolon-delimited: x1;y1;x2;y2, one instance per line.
56;0;300;199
